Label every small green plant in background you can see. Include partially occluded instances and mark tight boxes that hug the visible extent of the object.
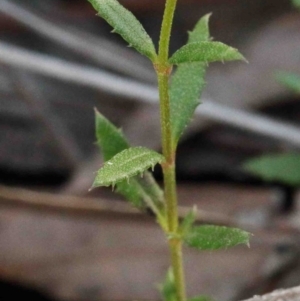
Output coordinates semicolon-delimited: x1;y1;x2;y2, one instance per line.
244;153;300;186
292;0;300;9
87;0;250;300
275;0;300;93
276;72;300;94
274;1;300;92
244;0;300;197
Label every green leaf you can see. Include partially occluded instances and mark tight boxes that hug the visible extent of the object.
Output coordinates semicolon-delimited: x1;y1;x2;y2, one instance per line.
87;0;157;61
95;110;129;162
188;13;211;43
183;225;251;250
244;152;300;186
188;296;214;301
95;111;164;208
95;110;140;206
114;178;146;208
170;14;211;146
276;72;300;94
170;63;206;146
92;146;164;188
159;268;177;301
169;41;246;65
292;0;300;9
116;172;165;212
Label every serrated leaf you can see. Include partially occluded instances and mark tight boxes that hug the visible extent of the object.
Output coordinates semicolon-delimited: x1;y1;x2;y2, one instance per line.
276;72;300;94
87;0;157;61
95;111;164;208
159;268;177;301
244;153;300;186
183;225;250;250
169;41;246;65
93;147;164;187
188;13;211;44
95;110;129;161
170;63;206;146
170;14;211;147
189;296;214;301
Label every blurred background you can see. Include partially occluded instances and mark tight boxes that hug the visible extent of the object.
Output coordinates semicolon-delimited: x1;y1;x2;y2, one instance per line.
0;0;300;300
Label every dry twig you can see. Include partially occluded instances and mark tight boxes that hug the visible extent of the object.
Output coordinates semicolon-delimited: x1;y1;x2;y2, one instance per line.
0;0;155;82
1;42;300;147
0;185;233;225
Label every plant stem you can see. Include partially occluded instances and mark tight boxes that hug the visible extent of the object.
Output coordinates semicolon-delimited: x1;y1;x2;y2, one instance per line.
156;1;187;301
158;0;178;63
157;0;178;233
170;239;186;301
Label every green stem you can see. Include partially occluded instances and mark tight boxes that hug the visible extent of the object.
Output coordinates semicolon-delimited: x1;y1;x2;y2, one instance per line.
156;1;187;301
157;0;178;233
158;0;178;63
169;239;186;301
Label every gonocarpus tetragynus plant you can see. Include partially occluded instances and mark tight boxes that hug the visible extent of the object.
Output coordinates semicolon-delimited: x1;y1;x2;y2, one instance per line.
87;0;250;300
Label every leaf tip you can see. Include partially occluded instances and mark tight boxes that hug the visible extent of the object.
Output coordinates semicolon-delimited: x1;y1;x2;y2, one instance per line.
89;180;98;191
94;107;100;115
201;12;212;23
241;54;249;64
232;48;248;63
227;47;248;63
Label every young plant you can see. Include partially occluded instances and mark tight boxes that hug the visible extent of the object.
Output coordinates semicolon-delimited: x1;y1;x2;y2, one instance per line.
87;0;250;300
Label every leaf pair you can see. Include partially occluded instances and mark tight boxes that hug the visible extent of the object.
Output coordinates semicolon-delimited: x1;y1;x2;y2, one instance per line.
88;0;246;150
169;14;210;148
87;0;245;68
159;212;250;301
169;14;246;149
92;111;164;212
